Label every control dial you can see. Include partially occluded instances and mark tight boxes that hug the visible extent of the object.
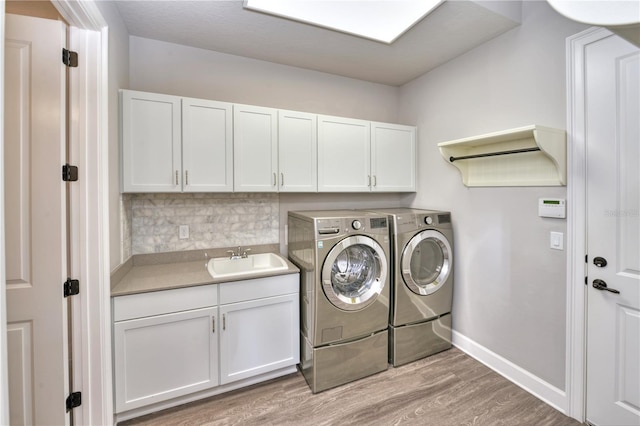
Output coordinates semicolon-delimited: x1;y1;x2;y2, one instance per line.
424;216;433;225
352;220;363;230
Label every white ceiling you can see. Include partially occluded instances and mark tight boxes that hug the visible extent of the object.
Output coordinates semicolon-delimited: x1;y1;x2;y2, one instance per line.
114;0;522;86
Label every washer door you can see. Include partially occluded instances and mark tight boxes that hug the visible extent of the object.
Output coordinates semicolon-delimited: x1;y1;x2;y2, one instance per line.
401;230;452;295
321;235;387;311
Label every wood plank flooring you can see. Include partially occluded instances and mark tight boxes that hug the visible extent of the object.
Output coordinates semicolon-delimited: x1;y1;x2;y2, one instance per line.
120;347;580;426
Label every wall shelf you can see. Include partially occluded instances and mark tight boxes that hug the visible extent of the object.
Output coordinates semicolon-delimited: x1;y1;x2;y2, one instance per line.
437;125;566;187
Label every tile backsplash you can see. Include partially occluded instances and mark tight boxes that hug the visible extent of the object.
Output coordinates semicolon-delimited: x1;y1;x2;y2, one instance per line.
122;193;279;257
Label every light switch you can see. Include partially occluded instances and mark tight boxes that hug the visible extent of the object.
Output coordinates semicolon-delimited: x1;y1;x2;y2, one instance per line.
179;225;189;240
550;231;563;250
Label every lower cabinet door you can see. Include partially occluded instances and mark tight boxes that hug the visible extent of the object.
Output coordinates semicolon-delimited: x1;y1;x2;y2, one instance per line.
113;306;219;413
220;293;299;385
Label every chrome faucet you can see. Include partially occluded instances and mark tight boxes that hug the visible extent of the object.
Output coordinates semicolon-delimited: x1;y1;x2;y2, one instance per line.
227;247;251;260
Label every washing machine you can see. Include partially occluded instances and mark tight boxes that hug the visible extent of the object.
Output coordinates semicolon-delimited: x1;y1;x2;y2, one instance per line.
287;210;390;393
368;208;453;367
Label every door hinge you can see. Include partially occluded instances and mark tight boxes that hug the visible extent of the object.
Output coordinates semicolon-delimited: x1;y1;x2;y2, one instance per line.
63;278;79;297
62;164;78;182
585;276;588;285
66;391;81;412
585;254;588;263
62;48;78;68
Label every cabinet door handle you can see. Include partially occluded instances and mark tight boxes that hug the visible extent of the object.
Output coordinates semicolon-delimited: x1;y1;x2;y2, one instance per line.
175;170;179;186
373;175;377;187
368;175;371;187
185;170;189;186
223;314;226;330
273;172;277;187
281;172;284;187
212;317;215;333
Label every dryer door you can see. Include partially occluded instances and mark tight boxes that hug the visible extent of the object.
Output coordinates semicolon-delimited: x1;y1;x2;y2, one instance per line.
321;235;388;311
401;230;452;295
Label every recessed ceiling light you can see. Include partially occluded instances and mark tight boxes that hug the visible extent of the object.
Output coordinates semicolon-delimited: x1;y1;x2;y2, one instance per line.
243;0;445;44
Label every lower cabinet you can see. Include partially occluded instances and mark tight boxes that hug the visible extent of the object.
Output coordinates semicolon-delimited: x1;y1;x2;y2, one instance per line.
112;274;300;418
113;306;219;413
220;293;299;384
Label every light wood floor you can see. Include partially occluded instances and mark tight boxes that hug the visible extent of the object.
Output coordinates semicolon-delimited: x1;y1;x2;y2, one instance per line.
121;347;580;426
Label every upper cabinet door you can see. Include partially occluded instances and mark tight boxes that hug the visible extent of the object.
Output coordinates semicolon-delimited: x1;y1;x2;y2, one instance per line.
317;115;371;192
278;110;317;192
182;98;233;192
371;122;416;192
121;90;182;192
233;104;278;192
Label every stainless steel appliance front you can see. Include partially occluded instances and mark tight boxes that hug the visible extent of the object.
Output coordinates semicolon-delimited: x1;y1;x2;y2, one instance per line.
288;210;391;392
368;208;454;367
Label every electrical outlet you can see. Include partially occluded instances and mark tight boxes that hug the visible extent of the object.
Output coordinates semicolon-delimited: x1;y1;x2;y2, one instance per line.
179;225;189;240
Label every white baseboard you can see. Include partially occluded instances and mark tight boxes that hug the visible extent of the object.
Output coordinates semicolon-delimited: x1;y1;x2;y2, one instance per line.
452;330;568;414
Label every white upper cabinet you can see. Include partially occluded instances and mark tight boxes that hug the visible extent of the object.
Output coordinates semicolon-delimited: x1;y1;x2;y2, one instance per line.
182;98;233;192
318;116;416;192
121;90;181;192
121;90;416;193
278;110;317;192
233;104;278;192
318;115;371;192
121;90;233;193
371;122;416;192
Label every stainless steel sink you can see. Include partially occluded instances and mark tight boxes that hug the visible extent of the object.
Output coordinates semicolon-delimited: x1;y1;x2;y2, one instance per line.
207;252;288;279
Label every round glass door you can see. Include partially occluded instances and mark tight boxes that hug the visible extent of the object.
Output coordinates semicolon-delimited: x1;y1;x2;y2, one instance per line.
321;235;387;311
401;230;452;295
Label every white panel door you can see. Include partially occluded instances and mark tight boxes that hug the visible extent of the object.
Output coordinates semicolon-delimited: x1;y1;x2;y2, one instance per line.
586;34;640;426
121;90;181;192
182;98;233;192
371;122;416;192
5;14;69;425
219;294;299;385
113;307;219;413
233;104;278;192
278;110;317;192
318;115;370;192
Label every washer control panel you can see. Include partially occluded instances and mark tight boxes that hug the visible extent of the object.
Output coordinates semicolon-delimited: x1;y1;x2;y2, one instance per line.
315;215;388;237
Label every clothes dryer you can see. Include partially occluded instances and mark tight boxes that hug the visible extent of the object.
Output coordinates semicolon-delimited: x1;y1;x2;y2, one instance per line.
368;208;453;367
288;210;390;393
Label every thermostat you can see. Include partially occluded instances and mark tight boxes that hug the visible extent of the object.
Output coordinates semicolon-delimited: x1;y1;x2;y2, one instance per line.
539;198;566;218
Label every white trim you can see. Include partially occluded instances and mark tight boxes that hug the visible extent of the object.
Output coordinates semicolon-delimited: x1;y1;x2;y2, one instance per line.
565;26;615;423
51;1;112;424
452;331;567;413
67;25;113;425
51;0;107;31
0;4;9;425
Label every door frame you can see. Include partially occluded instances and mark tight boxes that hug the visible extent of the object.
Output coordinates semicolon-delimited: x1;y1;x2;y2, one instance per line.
0;1;112;423
565;26;618;422
53;2;112;423
0;6;8;425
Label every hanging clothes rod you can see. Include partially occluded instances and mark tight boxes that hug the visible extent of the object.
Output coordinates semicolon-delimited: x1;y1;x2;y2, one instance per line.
449;147;541;163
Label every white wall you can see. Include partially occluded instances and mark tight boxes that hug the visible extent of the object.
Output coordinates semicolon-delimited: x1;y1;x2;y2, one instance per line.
129;36;401;123
96;0;129;271
399;1;587;390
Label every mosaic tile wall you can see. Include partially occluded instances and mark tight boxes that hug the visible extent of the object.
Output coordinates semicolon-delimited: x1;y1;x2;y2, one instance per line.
122;193;279;256
121;195;133;261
